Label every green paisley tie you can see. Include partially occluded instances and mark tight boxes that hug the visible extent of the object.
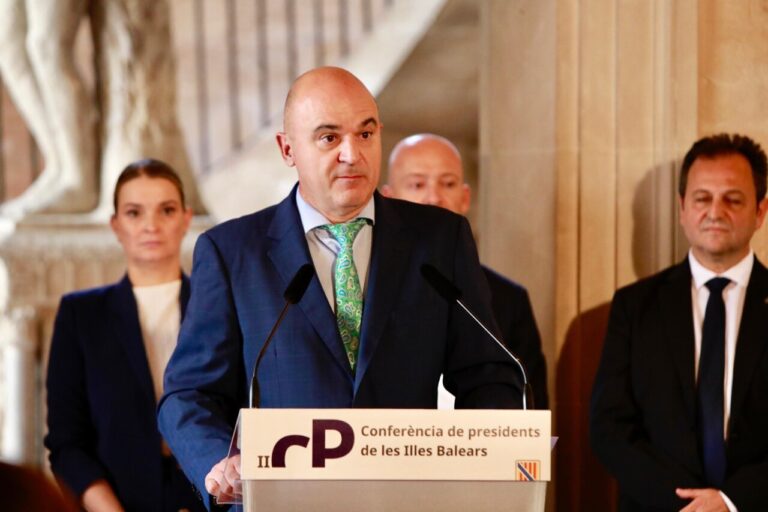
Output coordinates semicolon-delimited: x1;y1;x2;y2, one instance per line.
322;218;368;371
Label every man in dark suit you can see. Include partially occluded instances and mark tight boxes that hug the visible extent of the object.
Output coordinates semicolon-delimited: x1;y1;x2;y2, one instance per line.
382;133;548;409
157;67;522;507
590;133;768;512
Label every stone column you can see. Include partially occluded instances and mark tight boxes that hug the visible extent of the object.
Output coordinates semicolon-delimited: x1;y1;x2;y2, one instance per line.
0;307;38;464
478;0;557;406
479;4;557;509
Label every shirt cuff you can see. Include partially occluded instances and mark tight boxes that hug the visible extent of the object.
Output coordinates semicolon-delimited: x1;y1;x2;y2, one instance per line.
720;491;738;512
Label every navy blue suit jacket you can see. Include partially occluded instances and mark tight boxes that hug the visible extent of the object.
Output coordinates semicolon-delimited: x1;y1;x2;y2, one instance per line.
45;275;204;512
590;258;768;511
158;188;523;500
482;266;548;409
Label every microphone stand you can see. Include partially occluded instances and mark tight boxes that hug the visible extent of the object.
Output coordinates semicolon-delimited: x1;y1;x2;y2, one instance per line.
421;264;533;410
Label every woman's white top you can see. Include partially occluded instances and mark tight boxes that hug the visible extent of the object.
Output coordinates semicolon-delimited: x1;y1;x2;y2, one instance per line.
133;279;182;401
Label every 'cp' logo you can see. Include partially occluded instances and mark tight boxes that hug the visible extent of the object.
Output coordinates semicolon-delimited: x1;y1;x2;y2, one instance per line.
271;419;355;468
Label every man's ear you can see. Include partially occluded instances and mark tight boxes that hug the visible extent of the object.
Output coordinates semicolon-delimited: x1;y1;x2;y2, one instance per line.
756;196;768;230
460;183;471;216
380;184;393;198
276;132;295;167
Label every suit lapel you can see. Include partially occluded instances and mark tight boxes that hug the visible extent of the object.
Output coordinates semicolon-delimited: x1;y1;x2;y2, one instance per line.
354;194;413;392
658;260;698;427
730;257;768;420
180;274;190;318
109;276;155;402
266;189;350;376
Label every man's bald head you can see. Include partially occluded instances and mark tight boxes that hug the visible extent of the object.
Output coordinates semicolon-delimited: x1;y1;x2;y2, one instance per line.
388;134;462;171
276;67;382;223
283;67;378;134
383;133;470;215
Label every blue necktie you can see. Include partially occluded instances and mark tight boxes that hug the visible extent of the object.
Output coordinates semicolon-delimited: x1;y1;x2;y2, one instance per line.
698;276;729;487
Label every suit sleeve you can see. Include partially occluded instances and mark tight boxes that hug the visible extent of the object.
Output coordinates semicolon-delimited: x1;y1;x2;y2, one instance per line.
158;233;245;504
589;289;699;510
721;390;768;508
441;218;523;409
45;297;108;497
723;462;768;511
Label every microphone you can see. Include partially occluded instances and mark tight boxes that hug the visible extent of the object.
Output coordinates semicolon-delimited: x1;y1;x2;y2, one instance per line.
249;264;314;407
421;264;533;410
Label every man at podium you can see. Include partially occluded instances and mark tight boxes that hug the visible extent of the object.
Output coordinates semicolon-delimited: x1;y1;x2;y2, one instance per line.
158;67;523;507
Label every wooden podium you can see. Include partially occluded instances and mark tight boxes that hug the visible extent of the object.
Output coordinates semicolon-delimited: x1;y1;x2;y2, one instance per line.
221;409;551;512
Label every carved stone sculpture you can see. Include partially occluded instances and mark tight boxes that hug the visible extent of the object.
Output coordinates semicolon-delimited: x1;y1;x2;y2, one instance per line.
0;0;204;219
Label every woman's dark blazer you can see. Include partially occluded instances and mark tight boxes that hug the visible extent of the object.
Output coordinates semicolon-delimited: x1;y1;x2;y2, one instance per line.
45;274;203;512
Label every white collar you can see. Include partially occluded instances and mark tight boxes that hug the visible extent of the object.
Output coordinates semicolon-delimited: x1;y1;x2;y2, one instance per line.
295;187;375;234
688;249;754;291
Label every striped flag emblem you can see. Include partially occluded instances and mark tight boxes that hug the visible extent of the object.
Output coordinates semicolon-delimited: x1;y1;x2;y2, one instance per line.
515;460;540;481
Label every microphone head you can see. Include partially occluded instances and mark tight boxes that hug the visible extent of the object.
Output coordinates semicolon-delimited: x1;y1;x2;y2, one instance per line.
421;264;462;302
284;264;315;304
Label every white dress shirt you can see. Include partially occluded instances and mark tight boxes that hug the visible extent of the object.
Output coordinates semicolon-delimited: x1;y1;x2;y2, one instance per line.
295;188;375;311
688;249;754;512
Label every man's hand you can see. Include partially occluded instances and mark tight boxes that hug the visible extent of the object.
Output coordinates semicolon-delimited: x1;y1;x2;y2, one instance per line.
205;455;242;503
676;488;729;512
